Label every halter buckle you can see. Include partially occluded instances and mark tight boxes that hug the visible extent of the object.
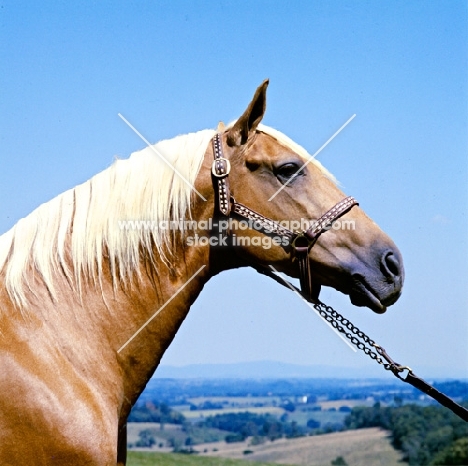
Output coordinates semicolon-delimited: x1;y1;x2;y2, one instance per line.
211;158;231;178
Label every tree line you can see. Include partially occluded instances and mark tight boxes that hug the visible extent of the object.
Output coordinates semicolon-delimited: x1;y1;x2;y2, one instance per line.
200;411;307;442
128;401;185;424
345;403;468;465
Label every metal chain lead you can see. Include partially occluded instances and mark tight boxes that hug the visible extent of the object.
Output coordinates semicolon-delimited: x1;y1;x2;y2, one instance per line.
310;303;468;423
313;302;396;371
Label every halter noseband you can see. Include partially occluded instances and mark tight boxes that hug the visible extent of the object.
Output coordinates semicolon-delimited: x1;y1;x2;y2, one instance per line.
211;133;358;302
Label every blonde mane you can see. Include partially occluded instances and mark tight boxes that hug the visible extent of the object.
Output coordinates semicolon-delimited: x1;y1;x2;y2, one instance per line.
0;129;216;307
0;124;334;308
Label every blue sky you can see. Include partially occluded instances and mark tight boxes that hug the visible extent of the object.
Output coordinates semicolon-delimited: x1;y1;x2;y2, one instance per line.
1;1;467;378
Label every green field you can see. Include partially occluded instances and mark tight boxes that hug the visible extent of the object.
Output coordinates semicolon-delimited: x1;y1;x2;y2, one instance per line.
127;452;290;466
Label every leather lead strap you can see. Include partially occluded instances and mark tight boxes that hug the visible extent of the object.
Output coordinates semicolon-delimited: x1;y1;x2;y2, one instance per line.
403;372;468;422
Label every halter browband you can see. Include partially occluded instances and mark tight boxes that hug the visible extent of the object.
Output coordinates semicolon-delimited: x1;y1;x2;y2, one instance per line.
211;133;358;302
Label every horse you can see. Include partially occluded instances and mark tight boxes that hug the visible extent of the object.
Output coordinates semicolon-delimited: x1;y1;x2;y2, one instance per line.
0;80;404;465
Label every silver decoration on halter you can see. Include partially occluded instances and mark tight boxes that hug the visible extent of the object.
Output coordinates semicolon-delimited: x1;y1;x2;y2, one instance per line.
212;133;231;216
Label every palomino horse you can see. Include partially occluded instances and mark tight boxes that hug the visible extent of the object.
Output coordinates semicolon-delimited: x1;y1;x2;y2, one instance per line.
0;80;403;464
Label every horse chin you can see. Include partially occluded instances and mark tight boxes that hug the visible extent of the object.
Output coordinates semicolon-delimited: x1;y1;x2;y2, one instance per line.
348;274;402;314
349;289;387;314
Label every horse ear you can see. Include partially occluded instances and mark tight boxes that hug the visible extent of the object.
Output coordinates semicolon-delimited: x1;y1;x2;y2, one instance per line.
226;79;269;147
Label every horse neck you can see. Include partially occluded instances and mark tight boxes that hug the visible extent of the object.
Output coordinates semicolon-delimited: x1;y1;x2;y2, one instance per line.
112;202;241;412
103;241;212;413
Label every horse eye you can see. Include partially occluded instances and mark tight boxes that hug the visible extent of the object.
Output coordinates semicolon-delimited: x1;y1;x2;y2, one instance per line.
275;163;302;184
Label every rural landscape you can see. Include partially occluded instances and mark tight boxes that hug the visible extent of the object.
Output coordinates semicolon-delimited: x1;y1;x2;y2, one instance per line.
126;376;468;466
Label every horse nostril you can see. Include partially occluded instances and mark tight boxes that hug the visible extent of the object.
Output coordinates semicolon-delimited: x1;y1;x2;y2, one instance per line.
381;251;402;279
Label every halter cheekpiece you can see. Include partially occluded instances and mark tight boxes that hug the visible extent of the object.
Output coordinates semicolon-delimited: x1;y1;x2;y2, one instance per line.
211;133;359;302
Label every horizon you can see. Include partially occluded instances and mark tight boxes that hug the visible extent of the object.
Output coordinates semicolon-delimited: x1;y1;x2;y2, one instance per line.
154;359;467;381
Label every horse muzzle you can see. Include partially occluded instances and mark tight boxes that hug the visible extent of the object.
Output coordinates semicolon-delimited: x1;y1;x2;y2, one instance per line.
348;248;404;314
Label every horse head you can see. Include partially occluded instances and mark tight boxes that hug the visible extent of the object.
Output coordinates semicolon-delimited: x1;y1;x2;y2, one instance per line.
201;80;404;314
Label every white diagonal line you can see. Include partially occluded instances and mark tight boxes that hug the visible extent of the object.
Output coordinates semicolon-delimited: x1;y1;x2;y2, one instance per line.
268;114;356;202
117;265;206;353
118;113;207;201
268;265;356;352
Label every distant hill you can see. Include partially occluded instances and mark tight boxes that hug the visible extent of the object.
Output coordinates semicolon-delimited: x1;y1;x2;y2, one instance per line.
154;360;467;380
155;360;379;379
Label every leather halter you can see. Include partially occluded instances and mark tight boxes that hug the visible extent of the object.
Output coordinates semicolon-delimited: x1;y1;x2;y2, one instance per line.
211;133;359;302
212;137;468;424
